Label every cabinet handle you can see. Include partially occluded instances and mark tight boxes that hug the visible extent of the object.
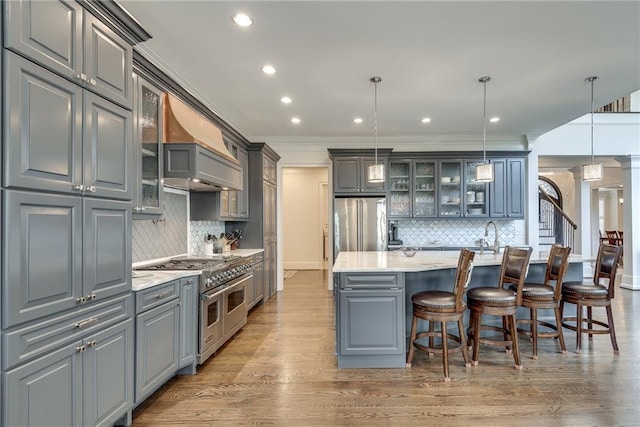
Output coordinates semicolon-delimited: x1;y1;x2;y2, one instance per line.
75;317;98;329
86;340;97;347
87;186;96;193
74;184;85;192
86;293;97;301
76;345;86;353
155;292;169;299
390;287;400;291
186;279;194;284
75;73;87;83
76;296;86;304
343;287;353;291
88;77;97;86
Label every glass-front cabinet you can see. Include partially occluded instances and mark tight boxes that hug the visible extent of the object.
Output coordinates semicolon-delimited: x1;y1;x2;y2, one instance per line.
388;161;411;217
133;75;163;215
463;160;489;217
438;160;462;217
413;161;437;217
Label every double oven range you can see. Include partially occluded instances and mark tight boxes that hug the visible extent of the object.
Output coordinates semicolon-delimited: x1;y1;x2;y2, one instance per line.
138;255;253;364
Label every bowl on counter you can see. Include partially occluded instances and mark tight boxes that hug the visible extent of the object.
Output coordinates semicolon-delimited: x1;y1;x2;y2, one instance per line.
402;247;420;257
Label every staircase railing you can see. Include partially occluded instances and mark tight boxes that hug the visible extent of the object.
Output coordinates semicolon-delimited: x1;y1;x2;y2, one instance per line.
539;187;577;250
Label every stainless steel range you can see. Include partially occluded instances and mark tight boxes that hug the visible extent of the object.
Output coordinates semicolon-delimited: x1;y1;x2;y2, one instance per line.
137;255;253;364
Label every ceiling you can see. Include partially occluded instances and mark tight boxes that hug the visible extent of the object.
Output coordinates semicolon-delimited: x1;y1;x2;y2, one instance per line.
120;1;640;146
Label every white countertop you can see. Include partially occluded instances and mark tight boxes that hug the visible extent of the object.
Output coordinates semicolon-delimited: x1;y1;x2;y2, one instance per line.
131;248;264;291
333;250;593;273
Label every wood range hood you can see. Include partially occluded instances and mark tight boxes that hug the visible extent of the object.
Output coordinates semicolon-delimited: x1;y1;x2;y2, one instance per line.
162;93;243;191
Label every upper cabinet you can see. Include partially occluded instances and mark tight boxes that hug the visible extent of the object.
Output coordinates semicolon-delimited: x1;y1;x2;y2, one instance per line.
4;0;133;109
490;158;525;218
132;74;164;215
388;160;437;219
219;141;249;220
4;53;132;200
438;160;463;218
331;152;389;194
463;160;489;218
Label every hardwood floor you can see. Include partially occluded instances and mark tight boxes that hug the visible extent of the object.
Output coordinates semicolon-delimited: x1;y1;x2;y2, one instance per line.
133;270;640;426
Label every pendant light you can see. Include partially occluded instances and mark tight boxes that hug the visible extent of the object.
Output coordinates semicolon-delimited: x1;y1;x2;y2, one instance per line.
475;76;494;182
582;76;603;181
367;76;385;183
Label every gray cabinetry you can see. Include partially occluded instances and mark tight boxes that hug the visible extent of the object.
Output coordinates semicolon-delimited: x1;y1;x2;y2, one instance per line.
388;159;438;218
239;144;279;302
2;318;134;427
218;141;249;220
4;52;132;200
248;254;264;310
178;276;198;370
335;273;405;368
132;74;164;215
333;157;387;194
134;285;180;405
490;158;525;218
5;0;133;108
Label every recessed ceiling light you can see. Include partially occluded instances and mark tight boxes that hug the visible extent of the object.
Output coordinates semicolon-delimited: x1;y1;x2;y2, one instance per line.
280;96;292;104
262;65;276;75
489;117;500;123
421;117;432;123
233;13;253;27
290;117;301;124
353;117;363;124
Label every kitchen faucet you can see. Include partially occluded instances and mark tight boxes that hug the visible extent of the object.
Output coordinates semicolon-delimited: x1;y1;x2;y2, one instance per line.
482;220;500;255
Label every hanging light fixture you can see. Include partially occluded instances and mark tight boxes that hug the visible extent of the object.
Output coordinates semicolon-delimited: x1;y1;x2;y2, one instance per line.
582;76;603;181
367;76;385;183
475;76;494;182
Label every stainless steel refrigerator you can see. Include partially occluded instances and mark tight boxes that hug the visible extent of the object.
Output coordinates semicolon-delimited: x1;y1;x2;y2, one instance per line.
334;197;387;258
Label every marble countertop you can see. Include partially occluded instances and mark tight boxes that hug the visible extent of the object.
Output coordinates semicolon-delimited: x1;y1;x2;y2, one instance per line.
333;250;593;273
131;248;265;291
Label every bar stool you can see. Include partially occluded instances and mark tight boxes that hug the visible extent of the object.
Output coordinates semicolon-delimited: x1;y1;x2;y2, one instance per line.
406;249;475;382
561;243;623;353
510;245;571;359
467;246;533;370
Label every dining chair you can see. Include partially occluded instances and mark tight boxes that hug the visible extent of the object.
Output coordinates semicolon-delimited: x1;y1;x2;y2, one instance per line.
467;246;533;370
561;243;624;353
406;248;475;381
605;230;620;246
510;245;571;359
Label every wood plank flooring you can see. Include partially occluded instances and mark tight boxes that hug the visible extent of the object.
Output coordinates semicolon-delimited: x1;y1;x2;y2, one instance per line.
133;270;640;426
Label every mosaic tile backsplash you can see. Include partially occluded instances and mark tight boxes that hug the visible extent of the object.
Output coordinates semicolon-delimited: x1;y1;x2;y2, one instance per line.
189;221;226;255
394;219;525;248
132;192;189;262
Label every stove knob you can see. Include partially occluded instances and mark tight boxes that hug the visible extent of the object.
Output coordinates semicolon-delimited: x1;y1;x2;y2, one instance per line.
205;277;213;286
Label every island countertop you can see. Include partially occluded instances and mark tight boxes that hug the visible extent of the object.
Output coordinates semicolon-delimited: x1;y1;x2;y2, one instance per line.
333;250;592;273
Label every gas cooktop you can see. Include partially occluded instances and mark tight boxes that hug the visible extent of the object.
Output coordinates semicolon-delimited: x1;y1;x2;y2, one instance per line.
137;255;241;271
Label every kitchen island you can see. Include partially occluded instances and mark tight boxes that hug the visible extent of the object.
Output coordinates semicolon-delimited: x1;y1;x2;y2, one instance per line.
333;250;591;368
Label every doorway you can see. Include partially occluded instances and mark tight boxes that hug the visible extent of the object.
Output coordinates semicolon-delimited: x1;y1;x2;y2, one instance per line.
282;167;330;276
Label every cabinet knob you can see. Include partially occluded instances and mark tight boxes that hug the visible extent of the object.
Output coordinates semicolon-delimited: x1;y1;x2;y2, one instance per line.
76;296;86;304
88;78;97;86
86;293;97;301
86;340;97;347
76;345;86;353
87;186;96;193
75;73;87;83
74;184;85;192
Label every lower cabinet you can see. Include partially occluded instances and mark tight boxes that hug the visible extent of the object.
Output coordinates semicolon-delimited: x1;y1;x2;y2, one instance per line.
178;276;198;370
250;259;264;309
335;273;405;368
134;294;180;405
3;319;134;427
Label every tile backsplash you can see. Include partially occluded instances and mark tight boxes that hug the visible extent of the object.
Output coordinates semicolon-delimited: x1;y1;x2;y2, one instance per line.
394;219;525;247
189;220;225;255
132;191;189;262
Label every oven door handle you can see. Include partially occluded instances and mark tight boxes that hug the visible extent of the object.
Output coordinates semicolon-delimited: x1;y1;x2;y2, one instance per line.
200;287;226;301
226;274;253;290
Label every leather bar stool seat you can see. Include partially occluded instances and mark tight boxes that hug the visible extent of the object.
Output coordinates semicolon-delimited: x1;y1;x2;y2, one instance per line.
468;288;516;306
562;282;608;297
407;249;475;382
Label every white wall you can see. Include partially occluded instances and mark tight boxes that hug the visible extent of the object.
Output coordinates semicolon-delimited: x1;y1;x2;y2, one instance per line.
282;167;329;270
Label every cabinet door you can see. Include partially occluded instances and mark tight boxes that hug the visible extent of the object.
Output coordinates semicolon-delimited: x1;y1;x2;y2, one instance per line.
83;11;132;109
252;262;264;306
463;160;489;217
333;158;360;193
506;158;525;218
388;161;411;217
438;160;463;217
360;158;386;192
4;52;83;195
238;147;250;218
84;92;133;200
4;0;83;82
3;340;82;427
179;277;198;368
135;299;180;404
338;288;404;356
83;319;134;427
413;161;437;217
134;76;164;215
3;191;83;328
83;198;131;302
489;159;507;217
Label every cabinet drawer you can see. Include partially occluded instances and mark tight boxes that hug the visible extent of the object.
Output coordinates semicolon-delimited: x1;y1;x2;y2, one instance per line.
2;293;133;370
340;273;401;290
135;280;179;314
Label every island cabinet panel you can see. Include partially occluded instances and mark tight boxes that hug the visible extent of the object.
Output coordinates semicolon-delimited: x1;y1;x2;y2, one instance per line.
335;273;405;368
